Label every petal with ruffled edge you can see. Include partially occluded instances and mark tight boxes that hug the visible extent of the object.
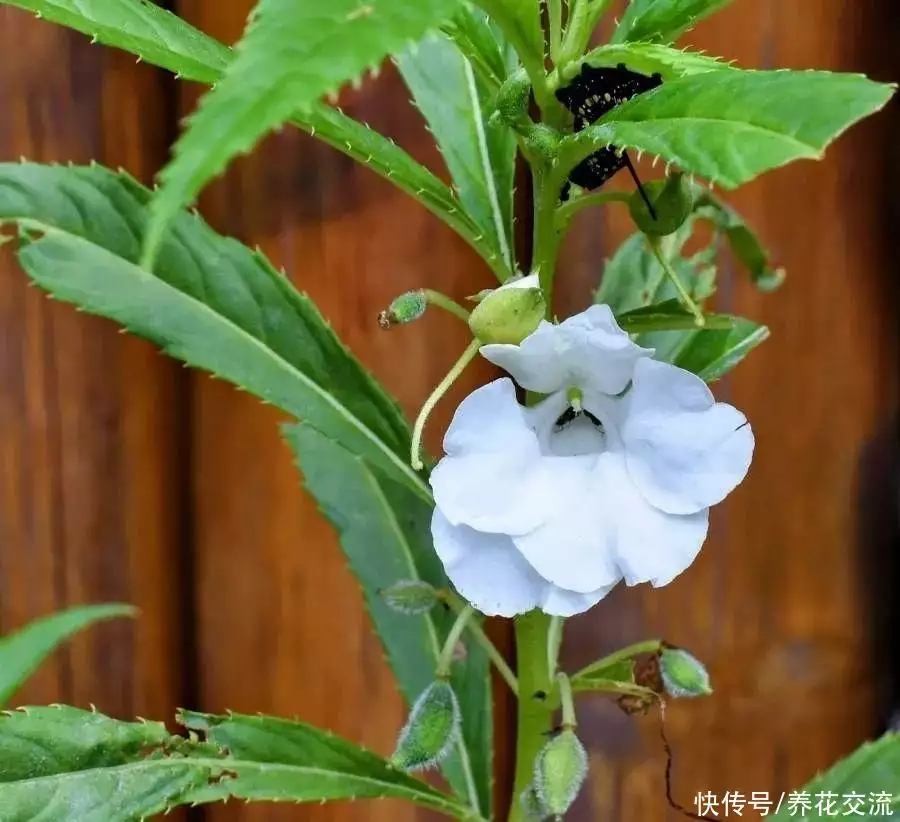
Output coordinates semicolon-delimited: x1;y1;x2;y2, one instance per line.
621;358;754;516
481;305;652;396
431;379;552;535
431;511;612;617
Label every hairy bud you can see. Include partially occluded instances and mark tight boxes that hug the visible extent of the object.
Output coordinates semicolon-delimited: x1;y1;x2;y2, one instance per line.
391;681;460;772
533;730;588;817
378;290;427;329
629;172;694;237
660;647;712;698
468;274;545;345
379;580;439;615
491;67;532;127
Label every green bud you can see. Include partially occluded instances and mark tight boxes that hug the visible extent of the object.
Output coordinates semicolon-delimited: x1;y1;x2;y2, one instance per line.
378;290;427;329
520;784;548;819
660;647;712;698
391;681;460;772
492;67;532;127
468;274;546;345
520;123;562;166
533;730;588;818
629;172;694;237
379;580;439;615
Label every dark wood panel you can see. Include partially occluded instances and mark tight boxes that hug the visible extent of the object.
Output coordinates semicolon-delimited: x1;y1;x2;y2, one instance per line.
0;8;187;726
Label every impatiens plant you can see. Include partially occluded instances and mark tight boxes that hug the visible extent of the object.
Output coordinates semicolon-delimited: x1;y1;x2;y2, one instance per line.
0;0;896;819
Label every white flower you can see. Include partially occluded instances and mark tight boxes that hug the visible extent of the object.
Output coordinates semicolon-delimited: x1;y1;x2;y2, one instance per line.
429;305;754;617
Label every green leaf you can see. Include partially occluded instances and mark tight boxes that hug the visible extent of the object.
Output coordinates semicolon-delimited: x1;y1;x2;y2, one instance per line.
673;317;770;381
565;70;895;189
0;0;231;83
616;299;734;333
572;659;635;689
612;0;735;44
143;0;466;265
469;0;543;82
0;162;426;501
0;706;476;821
397;27;517;275
692;187;785;290
773;734;900;819
0;604;135;706
441;5;512;91
284;424;492;816
574;42;734;82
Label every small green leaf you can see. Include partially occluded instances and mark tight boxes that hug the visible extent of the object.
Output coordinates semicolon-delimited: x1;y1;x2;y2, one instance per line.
612;0;735;44
674;317;770;381
616;300;734;333
574;42;734;81
469;0;544;81
143;0;466;264
0;162;424;500
566;70;895;189
572;659;636;688
0;0;231;82
441;5;512;90
396;28;517;275
0;604;135;706
773;733;900;819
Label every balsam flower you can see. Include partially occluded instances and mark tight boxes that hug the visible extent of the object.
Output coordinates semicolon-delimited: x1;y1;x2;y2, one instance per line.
429;305;753;617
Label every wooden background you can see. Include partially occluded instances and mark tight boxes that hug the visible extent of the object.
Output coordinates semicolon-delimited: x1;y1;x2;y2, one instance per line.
1;1;898;821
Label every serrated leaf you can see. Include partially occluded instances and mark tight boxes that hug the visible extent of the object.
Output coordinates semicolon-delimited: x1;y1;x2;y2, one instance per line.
673;317;770;381
566;70;895;189
574;42;734;82
0;162;426;501
397;29;516;275
441;5;511;91
0;604;136;706
612;0;735;44
284;424;491;816
143;0;466;264
0;707;475;821
773;734;900;819
0;0;231;82
616;299;734;333
470;0;543;80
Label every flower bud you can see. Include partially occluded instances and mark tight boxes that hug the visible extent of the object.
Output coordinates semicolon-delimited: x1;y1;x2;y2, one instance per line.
533;730;588;818
468;274;546;345
378;290;427;329
491;67;531;127
660;647;712;698
628;172;694;237
379;580;439;615
391;681;460;772
520;123;562;166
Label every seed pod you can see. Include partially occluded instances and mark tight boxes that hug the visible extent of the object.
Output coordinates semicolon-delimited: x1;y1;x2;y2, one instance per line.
468;273;546;345
628;172;694;237
492;67;532;127
379;580;439;615
391;681;460;772
533;730;588;818
660;647;712;698
378;290;427;328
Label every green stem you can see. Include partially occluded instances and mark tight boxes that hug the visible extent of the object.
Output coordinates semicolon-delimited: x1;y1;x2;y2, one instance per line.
557;0;590;66
443;592;520;696
571;639;662;682
509;612;555;822
437;604;474;678
549;0;563;63
532;168;564;300
546;615;565;681
647;237;706;327
410;339;481;470
422;288;471;323
557;672;577;729
555;189;631;228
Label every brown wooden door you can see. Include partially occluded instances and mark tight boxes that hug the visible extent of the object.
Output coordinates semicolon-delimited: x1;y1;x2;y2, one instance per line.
1;2;897;821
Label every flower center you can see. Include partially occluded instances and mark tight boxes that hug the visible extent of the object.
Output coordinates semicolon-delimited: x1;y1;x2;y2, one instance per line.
548;406;608;457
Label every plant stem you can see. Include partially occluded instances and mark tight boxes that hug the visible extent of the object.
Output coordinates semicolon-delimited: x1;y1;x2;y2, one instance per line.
410;339;481;470
549;0;563;63
647;236;706;327
532;168;564;301
557;672;577;729
509;611;555;822
555;189;631;228
444;592;520;696
571;639;662;682
422;288;471;323
437;604;475;678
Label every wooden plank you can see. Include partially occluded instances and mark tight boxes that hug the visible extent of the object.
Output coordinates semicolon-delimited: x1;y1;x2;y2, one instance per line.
561;1;897;819
0;8;187;728
173;2;508;820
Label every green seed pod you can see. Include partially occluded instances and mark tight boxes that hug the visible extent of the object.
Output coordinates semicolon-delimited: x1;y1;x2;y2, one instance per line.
378;290;427;329
520;784;548;819
533;730;588;818
628;171;694;237
660;647;712;698
391;681;460;772
492;67;532;127
379;580;439;615
468;274;546;345
520;123;562;166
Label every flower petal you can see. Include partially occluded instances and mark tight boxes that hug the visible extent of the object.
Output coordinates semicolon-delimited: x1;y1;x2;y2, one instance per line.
431;379;551;535
621;359;754;515
431;511;611;617
481;304;651;395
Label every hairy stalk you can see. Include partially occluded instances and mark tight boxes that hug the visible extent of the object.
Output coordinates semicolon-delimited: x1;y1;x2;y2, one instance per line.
647;237;706;326
422;288;471;323
571;639;663;682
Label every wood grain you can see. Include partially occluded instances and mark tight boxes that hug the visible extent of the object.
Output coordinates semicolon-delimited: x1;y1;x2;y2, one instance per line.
0;6;187;729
